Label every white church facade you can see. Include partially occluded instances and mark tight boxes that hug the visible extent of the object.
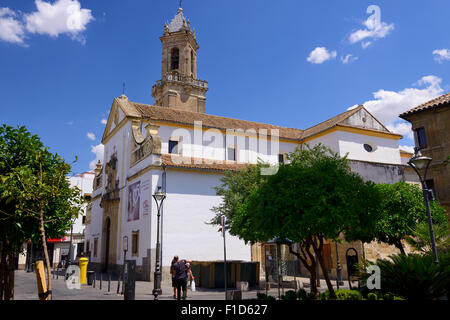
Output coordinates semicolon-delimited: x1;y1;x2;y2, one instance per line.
84;7;416;281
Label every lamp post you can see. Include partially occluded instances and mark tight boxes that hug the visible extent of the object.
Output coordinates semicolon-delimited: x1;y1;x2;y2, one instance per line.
121;236;128;295
152;186;166;300
335;241;344;289
408;148;439;265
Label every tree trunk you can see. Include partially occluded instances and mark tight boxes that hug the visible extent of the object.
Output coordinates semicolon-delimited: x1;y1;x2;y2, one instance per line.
39;208;52;300
312;237;336;299
5;253;14;300
288;243;317;294
0;242;6;300
395;240;406;255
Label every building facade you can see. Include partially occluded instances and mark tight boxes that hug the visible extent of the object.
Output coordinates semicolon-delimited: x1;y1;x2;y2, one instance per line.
400;93;450;214
84;6;419;282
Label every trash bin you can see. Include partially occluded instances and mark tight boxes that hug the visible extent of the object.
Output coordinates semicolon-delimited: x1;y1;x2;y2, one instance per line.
87;271;95;286
78;258;89;284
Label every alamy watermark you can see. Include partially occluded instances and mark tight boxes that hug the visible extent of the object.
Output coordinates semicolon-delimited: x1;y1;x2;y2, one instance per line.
366;265;381;290
166;121;281;175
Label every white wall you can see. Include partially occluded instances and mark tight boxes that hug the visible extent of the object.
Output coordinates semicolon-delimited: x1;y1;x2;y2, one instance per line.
158;124;298;165
337;131;401;164
160;170;251;266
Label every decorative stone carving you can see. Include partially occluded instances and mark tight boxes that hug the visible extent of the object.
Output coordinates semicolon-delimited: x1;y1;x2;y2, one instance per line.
101;152;120;207
130;120;162;167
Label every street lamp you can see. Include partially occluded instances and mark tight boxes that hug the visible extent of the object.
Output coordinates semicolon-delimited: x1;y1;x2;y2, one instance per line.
335;241;344;289
152;186;166;300
121;236;128;295
408;148;439;265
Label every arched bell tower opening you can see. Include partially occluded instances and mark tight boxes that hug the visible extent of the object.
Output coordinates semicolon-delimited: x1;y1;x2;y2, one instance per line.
152;6;208;113
170;47;180;71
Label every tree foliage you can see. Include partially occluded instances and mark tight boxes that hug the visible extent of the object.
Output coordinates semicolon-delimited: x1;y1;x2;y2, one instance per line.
210;144;381;298
0;125;83;300
373;182;447;254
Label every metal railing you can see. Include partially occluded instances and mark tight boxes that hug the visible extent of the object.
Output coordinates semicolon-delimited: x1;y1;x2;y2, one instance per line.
153;73;208;91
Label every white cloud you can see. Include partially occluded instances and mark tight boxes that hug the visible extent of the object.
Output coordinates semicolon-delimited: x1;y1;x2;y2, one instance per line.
25;0;94;44
307;47;337;64
87;132;96;141
101;118;107;125
349;10;394;48
433;49;450;63
89;143;104;170
353;75;444;139
341;54;358;64
0;7;26;44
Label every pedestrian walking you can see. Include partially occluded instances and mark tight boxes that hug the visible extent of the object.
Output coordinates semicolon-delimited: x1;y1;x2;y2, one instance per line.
172;258;191;301
183;262;195;298
170;256;179;299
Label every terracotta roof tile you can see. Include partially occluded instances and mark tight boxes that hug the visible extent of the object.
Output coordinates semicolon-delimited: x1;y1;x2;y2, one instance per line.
300;106;364;140
400;92;450;118
132;102;304;140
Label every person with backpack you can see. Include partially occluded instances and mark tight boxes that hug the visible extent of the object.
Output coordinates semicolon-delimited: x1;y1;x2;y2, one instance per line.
172;258;192;300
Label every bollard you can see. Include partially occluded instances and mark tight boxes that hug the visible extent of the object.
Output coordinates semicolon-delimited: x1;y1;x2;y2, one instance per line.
123;260;136;300
99;273;102;290
93;272;96;288
117;274;121;294
108;273;111;292
56;268;59;280
121;274;124;295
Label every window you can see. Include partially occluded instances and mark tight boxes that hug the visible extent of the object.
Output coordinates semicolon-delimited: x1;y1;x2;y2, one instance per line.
77;243;84;257
86;240;90;259
171;48;179;70
131;231;139;257
364;144;373;152
278;153;285;163
93;238;98;258
169;140;179;154
227;147;236;161
415;127;427;149
82;216;86;224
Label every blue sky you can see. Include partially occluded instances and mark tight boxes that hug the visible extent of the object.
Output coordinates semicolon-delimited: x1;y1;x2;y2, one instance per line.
1;0;449;174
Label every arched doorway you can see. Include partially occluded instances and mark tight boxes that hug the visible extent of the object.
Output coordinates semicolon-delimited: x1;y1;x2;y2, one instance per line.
103;217;111;273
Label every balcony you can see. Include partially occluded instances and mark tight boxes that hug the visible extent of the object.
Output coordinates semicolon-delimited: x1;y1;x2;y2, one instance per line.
153;73;208;93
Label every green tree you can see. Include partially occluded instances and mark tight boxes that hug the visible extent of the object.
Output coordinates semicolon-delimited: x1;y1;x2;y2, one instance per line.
211;144;380;298
0;125;83;300
373;182;447;255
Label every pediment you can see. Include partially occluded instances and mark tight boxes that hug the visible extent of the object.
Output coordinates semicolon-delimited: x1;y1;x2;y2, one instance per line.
101;95;142;144
341;108;390;132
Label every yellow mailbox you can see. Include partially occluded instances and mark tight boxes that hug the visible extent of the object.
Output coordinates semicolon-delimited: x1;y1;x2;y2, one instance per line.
78;258;89;284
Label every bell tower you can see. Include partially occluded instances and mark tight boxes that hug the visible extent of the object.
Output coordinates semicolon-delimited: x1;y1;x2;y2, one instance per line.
152;7;208;113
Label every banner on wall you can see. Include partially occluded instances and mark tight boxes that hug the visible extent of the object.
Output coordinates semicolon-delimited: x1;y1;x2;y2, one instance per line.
128;181;141;221
142;180;151;216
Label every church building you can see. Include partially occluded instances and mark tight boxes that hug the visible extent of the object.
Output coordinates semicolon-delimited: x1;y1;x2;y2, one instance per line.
84;6;417;282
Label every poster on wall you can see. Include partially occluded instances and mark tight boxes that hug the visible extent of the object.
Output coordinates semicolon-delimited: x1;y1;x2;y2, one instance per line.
128;181;141;221
142;180;151;216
